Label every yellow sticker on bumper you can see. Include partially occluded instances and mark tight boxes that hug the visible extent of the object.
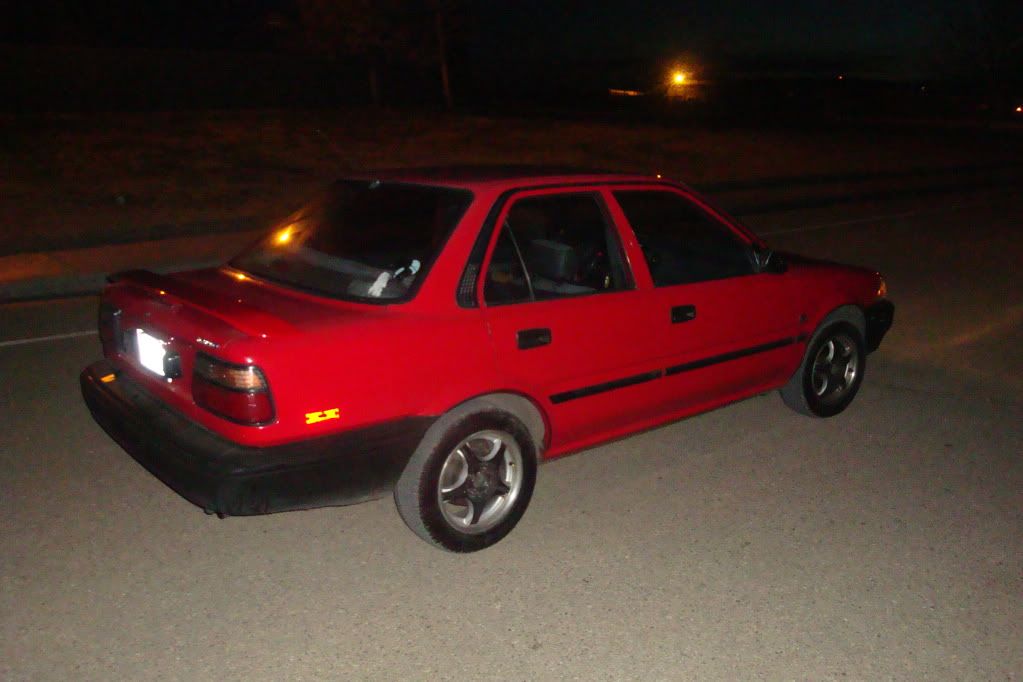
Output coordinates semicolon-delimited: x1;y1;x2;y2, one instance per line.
305;408;340;425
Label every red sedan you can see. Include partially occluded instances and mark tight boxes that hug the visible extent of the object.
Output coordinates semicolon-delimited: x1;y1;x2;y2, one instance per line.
81;167;894;552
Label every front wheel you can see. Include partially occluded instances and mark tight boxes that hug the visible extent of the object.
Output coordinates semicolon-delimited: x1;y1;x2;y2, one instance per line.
394;411;537;552
781;323;865;417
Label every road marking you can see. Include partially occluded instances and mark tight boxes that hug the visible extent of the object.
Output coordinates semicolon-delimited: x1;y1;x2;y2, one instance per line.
757;195;1002;236
0;330;98;348
760;209;925;235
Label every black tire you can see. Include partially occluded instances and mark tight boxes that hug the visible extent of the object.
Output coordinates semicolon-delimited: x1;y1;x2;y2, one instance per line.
780;322;866;417
394;411;537;552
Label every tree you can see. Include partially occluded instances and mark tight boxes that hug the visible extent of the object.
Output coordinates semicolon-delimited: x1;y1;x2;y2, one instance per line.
424;0;467;110
296;0;401;107
296;0;467;109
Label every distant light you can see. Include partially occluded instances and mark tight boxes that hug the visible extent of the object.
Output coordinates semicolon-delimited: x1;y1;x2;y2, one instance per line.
275;227;293;245
656;173;662;179
838;75;845;81
1016;106;1022;113
233;272;248;281
672;71;687;85
609;88;642;97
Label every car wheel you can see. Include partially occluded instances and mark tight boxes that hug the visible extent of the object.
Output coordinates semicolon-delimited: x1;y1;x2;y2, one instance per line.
394;411;537;552
780;322;865;417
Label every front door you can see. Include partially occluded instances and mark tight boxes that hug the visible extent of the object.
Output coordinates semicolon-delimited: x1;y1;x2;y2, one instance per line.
608;187;803;409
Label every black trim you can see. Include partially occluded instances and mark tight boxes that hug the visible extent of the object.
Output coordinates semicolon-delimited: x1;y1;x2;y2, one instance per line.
550;370;663;404
548;335;807;404
81;361;436;516
517;327;552;350
864;299;894;353
665;336;805;376
671;305;697;324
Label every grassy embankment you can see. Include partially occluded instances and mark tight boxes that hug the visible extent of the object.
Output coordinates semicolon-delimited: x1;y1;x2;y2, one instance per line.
1;109;1015;255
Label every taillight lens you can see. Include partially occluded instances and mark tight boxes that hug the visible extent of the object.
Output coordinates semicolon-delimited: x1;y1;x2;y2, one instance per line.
192;354;274;425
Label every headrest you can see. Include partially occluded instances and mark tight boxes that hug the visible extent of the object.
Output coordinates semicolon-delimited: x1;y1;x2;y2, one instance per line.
527;239;577;282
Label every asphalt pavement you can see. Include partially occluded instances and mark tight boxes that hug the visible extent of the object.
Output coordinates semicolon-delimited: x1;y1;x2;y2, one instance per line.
2;188;1021;680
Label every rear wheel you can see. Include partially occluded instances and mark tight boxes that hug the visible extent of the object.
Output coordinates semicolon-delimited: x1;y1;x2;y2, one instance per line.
394;411;537;552
781;323;865;417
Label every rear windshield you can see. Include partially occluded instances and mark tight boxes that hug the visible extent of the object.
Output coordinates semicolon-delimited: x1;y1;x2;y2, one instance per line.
231;181;473;302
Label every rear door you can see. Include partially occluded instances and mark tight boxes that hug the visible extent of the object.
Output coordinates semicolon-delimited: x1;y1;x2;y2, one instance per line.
608;187;803;408
479;188;663;447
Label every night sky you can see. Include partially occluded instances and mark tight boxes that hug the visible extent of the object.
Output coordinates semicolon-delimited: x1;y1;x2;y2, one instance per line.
5;0;966;77
472;1;958;76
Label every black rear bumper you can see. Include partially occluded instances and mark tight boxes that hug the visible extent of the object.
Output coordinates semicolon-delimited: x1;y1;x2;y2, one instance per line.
865;299;894;353
81;361;435;516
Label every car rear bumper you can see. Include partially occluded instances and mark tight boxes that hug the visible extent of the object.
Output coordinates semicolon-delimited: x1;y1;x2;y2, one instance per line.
80;360;435;516
865;299;894;353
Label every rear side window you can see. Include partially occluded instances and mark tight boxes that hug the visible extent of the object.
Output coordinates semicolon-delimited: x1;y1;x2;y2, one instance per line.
613;190;753;286
483;193;631;305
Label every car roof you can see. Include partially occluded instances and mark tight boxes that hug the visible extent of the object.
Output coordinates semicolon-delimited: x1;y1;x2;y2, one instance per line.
343;165;663;190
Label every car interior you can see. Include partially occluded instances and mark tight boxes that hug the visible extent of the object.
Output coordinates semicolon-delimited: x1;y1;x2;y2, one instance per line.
484;194;625;304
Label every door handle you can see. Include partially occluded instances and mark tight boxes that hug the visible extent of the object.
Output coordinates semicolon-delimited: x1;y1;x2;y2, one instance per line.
671;305;697;323
517;327;552;350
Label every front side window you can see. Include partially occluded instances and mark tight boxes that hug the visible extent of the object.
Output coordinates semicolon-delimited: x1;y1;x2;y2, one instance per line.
232;181;472;302
613;190;753;286
483;193;630;305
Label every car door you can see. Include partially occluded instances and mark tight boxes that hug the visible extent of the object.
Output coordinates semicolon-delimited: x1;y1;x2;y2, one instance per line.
479;188;664;448
608;186;803;409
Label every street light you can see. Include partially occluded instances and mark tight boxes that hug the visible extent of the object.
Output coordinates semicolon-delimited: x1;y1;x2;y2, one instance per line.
672;70;687;85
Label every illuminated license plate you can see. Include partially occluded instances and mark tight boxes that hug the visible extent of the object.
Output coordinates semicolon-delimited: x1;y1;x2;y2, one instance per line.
134;329;167;376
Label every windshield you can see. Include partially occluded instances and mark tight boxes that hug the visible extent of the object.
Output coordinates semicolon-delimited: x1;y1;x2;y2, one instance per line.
231;181;473;302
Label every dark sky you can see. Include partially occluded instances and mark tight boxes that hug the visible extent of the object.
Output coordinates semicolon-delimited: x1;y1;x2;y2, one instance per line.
472;1;957;76
7;0;960;77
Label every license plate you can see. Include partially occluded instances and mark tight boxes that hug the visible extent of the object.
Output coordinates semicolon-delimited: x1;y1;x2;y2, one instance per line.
135;329;167;376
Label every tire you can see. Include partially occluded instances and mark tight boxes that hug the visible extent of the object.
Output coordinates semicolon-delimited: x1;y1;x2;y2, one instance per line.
780;322;866;417
394;411;537;552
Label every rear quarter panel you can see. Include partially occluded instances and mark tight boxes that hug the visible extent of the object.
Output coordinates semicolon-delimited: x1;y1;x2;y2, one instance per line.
222;309;499;447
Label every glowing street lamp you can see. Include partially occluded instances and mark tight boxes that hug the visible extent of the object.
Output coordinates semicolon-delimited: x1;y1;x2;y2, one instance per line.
672;70;687;85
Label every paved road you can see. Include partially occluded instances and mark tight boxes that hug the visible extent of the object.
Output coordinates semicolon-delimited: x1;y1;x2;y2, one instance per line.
2;189;1021;680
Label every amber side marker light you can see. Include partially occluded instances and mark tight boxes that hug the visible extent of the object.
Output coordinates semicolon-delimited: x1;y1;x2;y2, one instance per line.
100;373;116;383
192;354;274;425
877;277;888;299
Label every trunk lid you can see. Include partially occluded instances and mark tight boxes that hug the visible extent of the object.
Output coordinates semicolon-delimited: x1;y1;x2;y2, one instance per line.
99;267;377;412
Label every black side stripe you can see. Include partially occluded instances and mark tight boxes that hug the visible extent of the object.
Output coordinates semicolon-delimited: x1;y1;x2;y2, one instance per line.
549;335;808;404
665;335;806;376
550;370;663;405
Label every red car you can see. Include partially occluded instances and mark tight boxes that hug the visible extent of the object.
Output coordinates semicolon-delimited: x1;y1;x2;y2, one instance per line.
81;167;893;552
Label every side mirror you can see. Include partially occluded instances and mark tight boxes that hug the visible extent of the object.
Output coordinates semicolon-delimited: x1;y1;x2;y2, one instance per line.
752;247;786;274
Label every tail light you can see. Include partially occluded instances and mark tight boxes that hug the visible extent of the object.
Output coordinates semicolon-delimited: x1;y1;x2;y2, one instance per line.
192;353;275;425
